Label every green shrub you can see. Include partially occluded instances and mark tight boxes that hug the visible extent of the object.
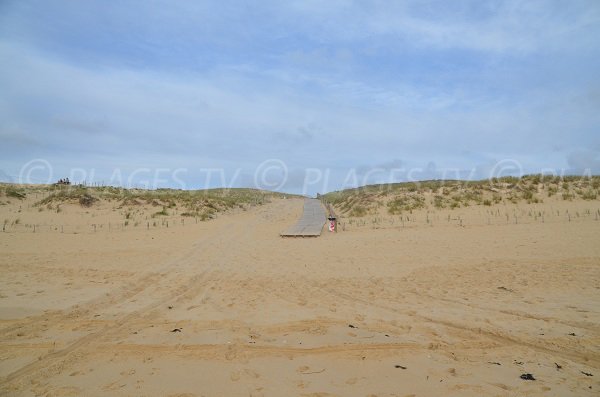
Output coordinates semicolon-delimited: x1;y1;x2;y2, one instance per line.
79;194;97;207
153;206;168;217
387;195;425;214
180;212;198;217
433;195;445;209
349;205;367;217
581;189;597;200
6;188;26;199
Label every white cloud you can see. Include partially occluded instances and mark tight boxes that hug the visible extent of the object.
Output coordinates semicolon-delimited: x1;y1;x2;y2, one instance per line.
0;1;599;192
280;0;600;53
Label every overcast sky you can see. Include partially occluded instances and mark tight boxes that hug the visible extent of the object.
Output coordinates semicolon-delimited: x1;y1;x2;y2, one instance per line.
1;1;599;194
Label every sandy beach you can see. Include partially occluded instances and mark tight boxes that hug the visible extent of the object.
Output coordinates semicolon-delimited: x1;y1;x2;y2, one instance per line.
0;190;599;396
3;1;599;395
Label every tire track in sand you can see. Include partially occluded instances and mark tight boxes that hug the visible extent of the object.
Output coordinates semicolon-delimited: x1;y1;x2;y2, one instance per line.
0;203;272;392
305;279;600;368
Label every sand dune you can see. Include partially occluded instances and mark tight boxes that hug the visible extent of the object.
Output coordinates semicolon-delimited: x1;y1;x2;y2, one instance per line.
1;190;599;396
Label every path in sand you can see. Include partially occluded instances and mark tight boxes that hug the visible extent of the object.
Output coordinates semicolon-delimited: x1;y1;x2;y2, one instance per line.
280;198;327;237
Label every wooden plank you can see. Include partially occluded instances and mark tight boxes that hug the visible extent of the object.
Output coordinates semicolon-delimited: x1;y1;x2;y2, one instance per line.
281;199;326;237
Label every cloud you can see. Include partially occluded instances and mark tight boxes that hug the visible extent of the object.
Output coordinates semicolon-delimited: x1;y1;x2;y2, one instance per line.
0;1;598;193
280;1;600;53
567;150;600;173
49;117;108;135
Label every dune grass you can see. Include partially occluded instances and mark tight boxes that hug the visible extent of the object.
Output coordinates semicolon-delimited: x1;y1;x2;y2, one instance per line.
323;175;600;217
0;183;299;222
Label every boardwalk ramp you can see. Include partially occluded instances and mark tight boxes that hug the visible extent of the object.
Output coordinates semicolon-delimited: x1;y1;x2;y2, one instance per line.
281;199;326;237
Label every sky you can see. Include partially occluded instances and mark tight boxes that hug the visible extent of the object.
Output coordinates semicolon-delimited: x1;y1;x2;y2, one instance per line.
1;0;599;195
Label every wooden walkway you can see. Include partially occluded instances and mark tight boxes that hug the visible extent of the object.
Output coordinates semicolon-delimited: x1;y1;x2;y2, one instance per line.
281;199;326;237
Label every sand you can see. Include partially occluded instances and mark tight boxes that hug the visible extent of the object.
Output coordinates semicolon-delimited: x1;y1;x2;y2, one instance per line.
1;195;599;396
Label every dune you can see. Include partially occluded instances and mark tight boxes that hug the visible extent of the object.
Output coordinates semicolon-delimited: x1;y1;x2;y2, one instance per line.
0;179;599;396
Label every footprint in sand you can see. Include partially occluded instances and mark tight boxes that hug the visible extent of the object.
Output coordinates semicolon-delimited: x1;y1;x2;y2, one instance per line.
243;368;261;379
46;386;82;396
296;379;310;389
249;388;264;397
297;365;326;375
102;381;126;391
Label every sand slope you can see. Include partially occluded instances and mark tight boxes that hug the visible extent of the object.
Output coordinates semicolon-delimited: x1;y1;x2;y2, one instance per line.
1;196;599;396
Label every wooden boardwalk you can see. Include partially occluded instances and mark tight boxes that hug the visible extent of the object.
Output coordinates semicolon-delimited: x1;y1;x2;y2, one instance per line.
281;199;326;237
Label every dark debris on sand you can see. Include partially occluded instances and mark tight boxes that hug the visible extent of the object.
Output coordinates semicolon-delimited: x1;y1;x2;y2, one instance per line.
520;373;536;381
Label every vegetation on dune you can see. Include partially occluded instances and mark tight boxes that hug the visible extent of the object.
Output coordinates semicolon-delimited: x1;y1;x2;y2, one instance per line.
0;183;298;223
0;185;27;200
323;175;600;217
152;206;169;217
387;194;425;214
2;174;599;222
79;193;97;207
